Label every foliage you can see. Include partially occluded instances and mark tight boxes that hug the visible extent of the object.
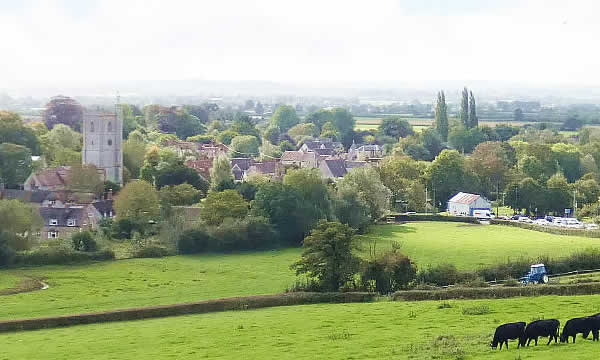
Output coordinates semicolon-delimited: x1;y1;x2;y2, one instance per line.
177;229;213;254
201;189;249;226
0;199;42;238
332;187;372;233
416;263;464;286
251;182;312;245
337;167;391;221
216;129;239;145
210;155;235;192
0;232;16;266
159;183;203;208
460;87;470;128
155;163;209;193
14;247;115;266
448;125;486;153
271;105;300;132
264;126;280;144
377;155;426;210
114;181;160;233
69;164;104;194
283;168;331;224
123;139;146;178
434;91;449;142
71;231;98;252
377;117;414;140
0;143;32;187
133;245;169;258
468;91;478;128
288;123;318;142
158;108;206;140
229;135;260;157
291;221;360;291
210;216;278;251
0;115;41;155
43;96;83;131
186;134;214;143
427;149;466;207
361;247;417;294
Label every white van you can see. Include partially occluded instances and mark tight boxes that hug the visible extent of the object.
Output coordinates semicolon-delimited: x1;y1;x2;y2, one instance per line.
472;209;495;220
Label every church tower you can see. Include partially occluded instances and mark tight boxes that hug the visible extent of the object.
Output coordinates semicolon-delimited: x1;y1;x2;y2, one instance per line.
82;104;123;185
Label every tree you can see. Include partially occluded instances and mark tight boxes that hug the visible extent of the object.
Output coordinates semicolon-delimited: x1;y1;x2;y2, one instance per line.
255;102;264;115
283;168;331;224
0;199;42;254
0;110;22;127
0;115;41;155
551;143;582;182
123;138;146;179
361;247;417;294
575;178;600;207
561;116;584;131
288;123;318;142
460;87;470;128
427;149;466;207
467;142;512;197
71;231;97;252
495;124;520;142
231;114;261;141
183;105;209;123
114;180;160;227
378;117;414;140
0;143;32;188
330;108;356;148
159;183;202;207
377;155;425;209
43;95;83;131
434;91;449;141
271;105;300;132
264;126;280;145
201;189;249;226
251;183;312;245
422;128;444;159
332;187;371;233
320;121;341;141
546;173;571;214
230;135;260;157
468;91;478;128
305;109;332;131
216;130;240;145
291;221;360;291
505;177;545;215
210;155;234;192
69;164;104;195
448;126;486;153
514;108;524;122
337;167;391;221
155;163;209;194
42;123;82;164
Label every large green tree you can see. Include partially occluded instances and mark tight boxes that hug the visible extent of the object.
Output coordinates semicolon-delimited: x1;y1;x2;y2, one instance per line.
271;105;300;132
201;189;249;226
283;168;331;223
0;143;32;188
230;135;260;157
337;167;391;221
434;91;449;141
426;149;466;207
468;91;478;128
114;180;160;225
378;117;414;140
210;155;235;192
291;221;360;291
460;87;470;128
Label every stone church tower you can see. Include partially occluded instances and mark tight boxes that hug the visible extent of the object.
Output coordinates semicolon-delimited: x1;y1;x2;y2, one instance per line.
82;104;123;185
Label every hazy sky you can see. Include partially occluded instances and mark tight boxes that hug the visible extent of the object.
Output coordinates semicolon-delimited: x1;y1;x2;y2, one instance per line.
1;0;599;88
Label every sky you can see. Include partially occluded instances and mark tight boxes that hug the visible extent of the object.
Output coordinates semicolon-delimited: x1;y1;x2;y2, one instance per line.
1;0;600;90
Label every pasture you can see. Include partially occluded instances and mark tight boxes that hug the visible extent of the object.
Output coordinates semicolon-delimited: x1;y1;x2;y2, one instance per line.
2;222;600;320
3;295;600;359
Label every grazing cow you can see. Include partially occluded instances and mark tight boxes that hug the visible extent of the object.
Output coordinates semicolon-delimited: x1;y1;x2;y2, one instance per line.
582;313;600;339
561;317;600;343
491;322;526;350
521;319;560;346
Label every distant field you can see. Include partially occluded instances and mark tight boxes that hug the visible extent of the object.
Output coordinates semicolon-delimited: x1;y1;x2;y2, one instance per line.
2;222;599;320
5;295;600;359
353;116;569;131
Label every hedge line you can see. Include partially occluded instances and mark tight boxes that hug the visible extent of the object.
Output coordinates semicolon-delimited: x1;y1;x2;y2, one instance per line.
490;220;600;238
392;283;600;301
390;214;480;224
0;292;375;333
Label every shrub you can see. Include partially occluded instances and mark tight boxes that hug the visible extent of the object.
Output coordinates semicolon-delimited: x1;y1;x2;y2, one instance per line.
71;231;97;252
15;247;115;266
461;305;491;315
361;249;417;294
0;234;16;267
133;245;169;258
177;229;214;254
416;263;468;287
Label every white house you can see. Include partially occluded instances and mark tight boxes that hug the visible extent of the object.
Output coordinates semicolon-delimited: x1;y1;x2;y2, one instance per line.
447;192;491;216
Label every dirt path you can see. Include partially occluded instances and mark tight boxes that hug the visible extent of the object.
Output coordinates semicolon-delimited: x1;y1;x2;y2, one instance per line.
0;277;49;296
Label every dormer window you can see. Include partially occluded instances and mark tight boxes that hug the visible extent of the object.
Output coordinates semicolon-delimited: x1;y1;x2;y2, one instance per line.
67;219;76;227
49;219;58;226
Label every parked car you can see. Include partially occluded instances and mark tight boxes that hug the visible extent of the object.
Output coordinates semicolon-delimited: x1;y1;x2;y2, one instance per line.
518;216;533;223
473;209;495;220
534;218;550;226
564;218;584;229
511;214;523;220
498;216;510;220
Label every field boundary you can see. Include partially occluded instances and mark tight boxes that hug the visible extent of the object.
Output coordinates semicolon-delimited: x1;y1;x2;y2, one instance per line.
392;283;600;301
0;292;375;333
388;214;480;224
490;219;600;238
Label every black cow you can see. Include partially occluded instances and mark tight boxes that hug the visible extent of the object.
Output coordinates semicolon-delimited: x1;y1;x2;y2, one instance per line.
561;317;600;343
582;313;600;339
491;322;526;350
521;319;560;346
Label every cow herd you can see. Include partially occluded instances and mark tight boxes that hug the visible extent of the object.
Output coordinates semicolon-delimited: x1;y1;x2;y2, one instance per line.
491;313;600;350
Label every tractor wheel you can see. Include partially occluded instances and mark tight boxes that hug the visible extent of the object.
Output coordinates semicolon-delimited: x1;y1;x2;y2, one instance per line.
532;280;538;285
541;275;549;284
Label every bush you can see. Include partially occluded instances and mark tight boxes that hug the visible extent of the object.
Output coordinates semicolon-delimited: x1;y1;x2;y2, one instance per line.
416;263;471;287
133;245;169;258
0;235;15;267
360;249;417;294
15;247;115;266
71;231;97;252
177;229;214;254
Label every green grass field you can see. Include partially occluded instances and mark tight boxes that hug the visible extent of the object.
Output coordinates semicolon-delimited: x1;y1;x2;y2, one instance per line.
4;295;600;359
2;222;600;321
366;222;600;270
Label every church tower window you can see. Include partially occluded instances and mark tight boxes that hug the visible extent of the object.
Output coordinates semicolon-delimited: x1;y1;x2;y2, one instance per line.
107;122;112;132
90;121;94;132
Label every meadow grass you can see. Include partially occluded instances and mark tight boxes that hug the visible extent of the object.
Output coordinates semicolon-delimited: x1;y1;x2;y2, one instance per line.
3;295;600;359
365;222;600;270
0;274;20;290
2;222;599;321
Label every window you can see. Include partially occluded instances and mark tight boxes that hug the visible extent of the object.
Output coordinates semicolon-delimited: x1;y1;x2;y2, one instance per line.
90;121;95;132
67;218;76;227
48;231;58;239
107;122;112;132
49;219;58;226
108;139;112;146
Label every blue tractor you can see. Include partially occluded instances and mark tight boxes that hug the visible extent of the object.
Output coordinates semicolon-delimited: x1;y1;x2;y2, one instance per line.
520;264;549;285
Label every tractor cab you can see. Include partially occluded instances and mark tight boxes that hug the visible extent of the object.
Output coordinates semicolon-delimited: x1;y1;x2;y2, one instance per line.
521;264;548;285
